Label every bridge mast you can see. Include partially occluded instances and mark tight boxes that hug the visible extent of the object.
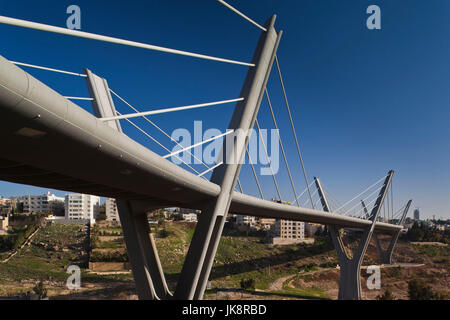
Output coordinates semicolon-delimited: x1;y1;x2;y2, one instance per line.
374;199;412;264
314;171;394;300
174;15;282;300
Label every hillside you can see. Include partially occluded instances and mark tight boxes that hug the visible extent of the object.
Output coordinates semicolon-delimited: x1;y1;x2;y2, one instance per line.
0;221;447;300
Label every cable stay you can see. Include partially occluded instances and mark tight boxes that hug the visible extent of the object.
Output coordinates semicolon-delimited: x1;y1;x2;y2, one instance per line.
11;60;87;77
265;88;300;207
275;56;314;209
0;16;254;67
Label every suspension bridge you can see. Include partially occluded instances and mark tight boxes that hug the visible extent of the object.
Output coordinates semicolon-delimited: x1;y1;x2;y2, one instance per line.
0;1;411;300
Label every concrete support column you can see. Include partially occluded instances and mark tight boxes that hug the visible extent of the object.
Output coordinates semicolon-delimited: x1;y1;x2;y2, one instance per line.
314;171;394;300
116;200;171;300
174;15;282;300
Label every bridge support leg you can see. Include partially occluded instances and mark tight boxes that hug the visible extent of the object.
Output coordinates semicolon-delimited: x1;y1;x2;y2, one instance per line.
174;16;281;300
86;72;172;299
314;171;394;300
374;200;412;264
116;200;171;300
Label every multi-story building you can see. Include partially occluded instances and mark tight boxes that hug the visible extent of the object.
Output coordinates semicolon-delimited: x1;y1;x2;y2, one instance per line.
414;209;420;221
181;213;198;222
258;218;276;231
0;213;8;231
236;215;255;225
305;222;324;237
269;219;311;245
16;192;65;214
105;198;120;222
65;193;100;224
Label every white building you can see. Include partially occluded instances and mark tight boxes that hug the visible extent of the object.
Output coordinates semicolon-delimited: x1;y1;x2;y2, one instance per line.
236;215;255;225
181;213;198;222
105;198;120;222
17;191;65;214
65;193;100;224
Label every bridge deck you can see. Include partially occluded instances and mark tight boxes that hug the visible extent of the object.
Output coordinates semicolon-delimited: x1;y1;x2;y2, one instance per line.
0;55;400;233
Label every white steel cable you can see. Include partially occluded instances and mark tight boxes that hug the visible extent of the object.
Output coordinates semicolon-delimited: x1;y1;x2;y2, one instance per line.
198;162;223;177
110;89;210;169
11;61;87;77
109;88;244;189
341;184;386;216
216;0;267;31
163;130;234;159
100;98;244;122
290;180;315;205
265;88;300;207
64;96;94;101
115;111;206;178
255;118;281;200
275;56;314;209
333;174;388;213
246;148;264;199
0;16;254;67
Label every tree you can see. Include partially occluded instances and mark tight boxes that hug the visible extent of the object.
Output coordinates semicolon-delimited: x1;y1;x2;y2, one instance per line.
33;281;48;299
240;278;255;291
408;279;436;300
96;211;107;221
376;288;396;300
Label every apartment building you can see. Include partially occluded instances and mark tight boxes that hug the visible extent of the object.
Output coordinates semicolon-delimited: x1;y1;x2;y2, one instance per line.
269;219;311;245
0;213;8;231
65;193;100;224
236;215;256;225
105;198;120;222
16;191;65;214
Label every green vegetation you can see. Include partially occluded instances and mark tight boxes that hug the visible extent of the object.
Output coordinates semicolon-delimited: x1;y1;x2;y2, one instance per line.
0;224;39;253
33;281;48;299
90;251;128;262
376;288;396;300
0;223;88;289
406;222;449;244
240;278;255;291
413;244;449;261
408;278;442;300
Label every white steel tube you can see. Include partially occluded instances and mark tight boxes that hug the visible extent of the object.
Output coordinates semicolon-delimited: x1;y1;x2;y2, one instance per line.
0;16;254;67
11;61;86;77
217;0;267;31
100;98;244;122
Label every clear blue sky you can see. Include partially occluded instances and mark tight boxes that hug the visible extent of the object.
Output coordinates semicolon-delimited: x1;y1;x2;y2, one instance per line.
0;0;448;219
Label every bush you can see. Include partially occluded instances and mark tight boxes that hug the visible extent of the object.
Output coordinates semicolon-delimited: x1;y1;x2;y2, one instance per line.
376;289;396;300
240;278;256;291
90;251;128;262
319;261;337;268
33;281;48;299
408;279;437;300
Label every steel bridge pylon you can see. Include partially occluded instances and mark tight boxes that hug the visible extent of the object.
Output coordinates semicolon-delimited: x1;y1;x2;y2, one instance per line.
374;200;412;264
85;15;282;300
314;172;394;300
